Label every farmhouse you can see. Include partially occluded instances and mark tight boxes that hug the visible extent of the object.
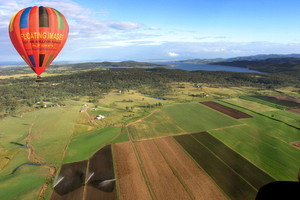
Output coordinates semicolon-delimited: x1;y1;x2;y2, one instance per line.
95;115;105;119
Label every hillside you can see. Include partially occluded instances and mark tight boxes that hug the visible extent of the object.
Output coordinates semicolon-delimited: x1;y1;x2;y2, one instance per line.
212;57;300;74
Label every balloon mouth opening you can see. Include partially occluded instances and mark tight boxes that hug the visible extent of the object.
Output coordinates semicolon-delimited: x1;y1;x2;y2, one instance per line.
36;76;43;82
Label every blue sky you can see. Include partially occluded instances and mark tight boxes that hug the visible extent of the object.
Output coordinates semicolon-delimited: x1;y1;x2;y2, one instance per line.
1;0;300;62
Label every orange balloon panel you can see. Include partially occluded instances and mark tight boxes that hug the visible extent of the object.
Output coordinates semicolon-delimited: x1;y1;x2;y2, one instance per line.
9;6;69;75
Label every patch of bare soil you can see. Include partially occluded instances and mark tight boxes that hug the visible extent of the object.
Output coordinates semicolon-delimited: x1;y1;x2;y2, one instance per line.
291;141;300;149
272;96;300;103
154;137;227;200
135;139;192;200
113;142;152;200
201;101;252;119
287;107;300;114
85;145;117;200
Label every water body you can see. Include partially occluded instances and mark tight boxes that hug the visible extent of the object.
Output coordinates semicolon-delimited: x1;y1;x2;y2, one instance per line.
105;62;261;73
154;62;261;73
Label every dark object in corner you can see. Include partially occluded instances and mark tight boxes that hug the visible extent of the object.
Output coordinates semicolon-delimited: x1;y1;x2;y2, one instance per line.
256;181;300;200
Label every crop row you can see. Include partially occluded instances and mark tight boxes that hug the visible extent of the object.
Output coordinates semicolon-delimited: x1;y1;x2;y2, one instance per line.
174;132;275;200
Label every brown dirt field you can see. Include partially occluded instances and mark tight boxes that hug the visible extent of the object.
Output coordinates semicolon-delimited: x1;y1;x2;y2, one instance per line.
287;107;300;114
135;139;192;200
50;187;85;200
154;137;227;200
50;160;88;200
113;142;152;200
272;95;300;103
291;141;300;149
85;145;117;200
200;101;252;119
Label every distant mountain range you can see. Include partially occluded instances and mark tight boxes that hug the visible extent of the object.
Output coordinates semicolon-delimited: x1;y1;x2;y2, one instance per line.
179;54;300;63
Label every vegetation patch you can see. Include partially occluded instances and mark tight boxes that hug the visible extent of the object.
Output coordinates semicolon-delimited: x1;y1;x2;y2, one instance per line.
209;102;300;180
192;132;275;188
174;134;257;200
240;96;287;110
63;127;120;163
251;96;300;107
162;103;240;132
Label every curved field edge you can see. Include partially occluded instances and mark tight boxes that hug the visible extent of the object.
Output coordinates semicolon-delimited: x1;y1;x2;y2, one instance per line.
63;127;121;163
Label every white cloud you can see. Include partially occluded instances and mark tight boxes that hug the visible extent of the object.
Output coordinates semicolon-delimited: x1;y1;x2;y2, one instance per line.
168;52;179;57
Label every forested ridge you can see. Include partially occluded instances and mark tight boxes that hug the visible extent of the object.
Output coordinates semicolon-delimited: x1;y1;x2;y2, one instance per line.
213;57;300;75
1;67;299;117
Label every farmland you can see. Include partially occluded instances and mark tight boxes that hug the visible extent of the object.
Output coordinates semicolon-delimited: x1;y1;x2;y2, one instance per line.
127;103;241;140
113;138;227;200
0;82;300;199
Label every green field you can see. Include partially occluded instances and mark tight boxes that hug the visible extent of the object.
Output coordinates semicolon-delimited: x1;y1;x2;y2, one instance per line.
224;98;279;112
192;132;275;188
63;127;121;163
162;103;241;132
240;96;287;110
0;150;48;200
174;134;258;200
209;100;300;180
128;103;241;140
1;83;300;200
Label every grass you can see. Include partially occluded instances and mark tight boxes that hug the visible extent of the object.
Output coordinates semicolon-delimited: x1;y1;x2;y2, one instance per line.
111;128;130;143
223;98;279;112
162;103;240;133
262;110;300;128
209;101;300;181
128;110;184;140
30;105;81;165
192;132;275;189
0;150;48;200
240;96;287;110
127;103;241;140
63;127;121;163
174;134;257;200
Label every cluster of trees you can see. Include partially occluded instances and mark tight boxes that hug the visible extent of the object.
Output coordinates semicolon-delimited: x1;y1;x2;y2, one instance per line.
0;67;299;117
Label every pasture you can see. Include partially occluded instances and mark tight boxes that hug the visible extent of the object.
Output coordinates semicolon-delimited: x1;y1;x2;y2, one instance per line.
210;101;300;180
127;103;241;140
63;127;121;163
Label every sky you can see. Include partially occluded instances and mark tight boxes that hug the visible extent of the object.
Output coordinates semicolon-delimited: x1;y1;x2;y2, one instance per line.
1;0;300;62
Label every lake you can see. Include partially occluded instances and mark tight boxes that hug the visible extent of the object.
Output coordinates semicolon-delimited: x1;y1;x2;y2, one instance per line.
153;62;261;73
105;62;261;73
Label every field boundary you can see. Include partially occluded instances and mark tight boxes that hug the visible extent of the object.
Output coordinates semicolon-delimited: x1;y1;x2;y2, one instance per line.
218;100;300;131
153;139;195;200
130;141;157;200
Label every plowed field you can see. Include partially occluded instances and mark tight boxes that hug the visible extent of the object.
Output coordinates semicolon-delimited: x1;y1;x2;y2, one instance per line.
200;101;252;119
51;160;87;200
113;142;152;200
85;145;116;200
154;137;227;200
135;139;192;200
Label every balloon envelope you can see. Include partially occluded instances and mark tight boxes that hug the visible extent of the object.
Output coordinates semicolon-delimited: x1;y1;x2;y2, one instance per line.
9;6;69;75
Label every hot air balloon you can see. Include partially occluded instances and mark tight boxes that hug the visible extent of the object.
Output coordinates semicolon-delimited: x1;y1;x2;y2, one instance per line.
9;6;69;82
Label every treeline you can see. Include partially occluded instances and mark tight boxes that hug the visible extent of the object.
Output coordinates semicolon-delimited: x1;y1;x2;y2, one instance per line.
0;67;299;117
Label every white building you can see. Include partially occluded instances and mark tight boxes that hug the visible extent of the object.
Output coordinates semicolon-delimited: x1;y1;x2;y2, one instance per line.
95;115;105;119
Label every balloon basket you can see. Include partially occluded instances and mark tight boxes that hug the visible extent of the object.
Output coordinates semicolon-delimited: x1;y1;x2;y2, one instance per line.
36;76;43;82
